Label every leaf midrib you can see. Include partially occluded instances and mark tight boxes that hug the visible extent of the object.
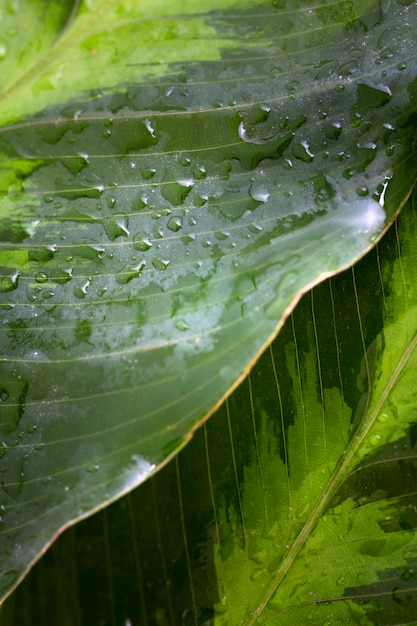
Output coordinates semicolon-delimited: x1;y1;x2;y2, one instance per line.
246;308;417;624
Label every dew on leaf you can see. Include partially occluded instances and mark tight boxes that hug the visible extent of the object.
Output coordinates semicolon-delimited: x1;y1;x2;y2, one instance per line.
238;121;273;145
152;257;170;271
35;272;48;284
286;80;299;91
116;261;146;284
141;168;156;180
144;119;156;139
378;412;389;423
325;122;342;140
194;164;207;179
0;270;20;293
107;195;116;209
161;179;193;206
86;464;100;473
357;82;392;108
249;183;270;203
175;320;191;331
356;186;369;197
103;217;129;240
167;216;183;232
133;231;153;251
73;281;89;299
369;434;381;447
293;140;314;162
153;224;163;239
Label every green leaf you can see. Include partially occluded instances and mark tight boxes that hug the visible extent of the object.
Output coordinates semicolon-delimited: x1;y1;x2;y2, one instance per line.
1;0;417;604
4;184;417;625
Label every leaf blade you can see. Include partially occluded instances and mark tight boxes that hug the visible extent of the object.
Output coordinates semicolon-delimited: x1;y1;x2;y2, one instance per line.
1;0;417;603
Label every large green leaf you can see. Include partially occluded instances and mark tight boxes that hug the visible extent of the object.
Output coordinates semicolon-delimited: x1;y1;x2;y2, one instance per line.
1;0;417;603
3;183;417;625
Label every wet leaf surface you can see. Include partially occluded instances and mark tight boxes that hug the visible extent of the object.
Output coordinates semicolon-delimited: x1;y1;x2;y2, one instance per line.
0;0;417;602
4;191;417;625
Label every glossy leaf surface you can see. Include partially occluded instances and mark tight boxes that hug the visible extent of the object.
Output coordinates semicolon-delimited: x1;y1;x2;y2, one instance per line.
1;0;417;602
3;189;417;625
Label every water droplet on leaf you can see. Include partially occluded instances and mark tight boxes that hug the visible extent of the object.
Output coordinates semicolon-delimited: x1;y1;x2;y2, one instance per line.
249;183;270;203
152;257;170;271
167;216;183;232
293;140;314;162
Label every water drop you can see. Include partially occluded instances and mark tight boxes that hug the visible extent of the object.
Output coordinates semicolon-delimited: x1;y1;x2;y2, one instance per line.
34;443;45;451
152;257;170;271
87;464;100;473
286;80;299;91
270;66;282;77
144;119;156;138
35;272;48;284
0;270;20;293
107;195;116;209
194;164;207;179
0;43;7;60
293;140;314;162
161;179;193;206
238;121;274;145
249;183;270;203
141;168;156;180
103;217;129;240
175;320;190;331
116;261;146;284
356;186;369;197
73;281;89;299
0;389;9;402
369;434;381;447
133;232;152;251
357;82;392;108
325;122;342;140
167;216;183;232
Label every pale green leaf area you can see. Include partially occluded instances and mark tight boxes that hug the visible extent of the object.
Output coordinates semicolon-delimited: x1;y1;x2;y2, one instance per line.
1;0;417;610
3;186;417;625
